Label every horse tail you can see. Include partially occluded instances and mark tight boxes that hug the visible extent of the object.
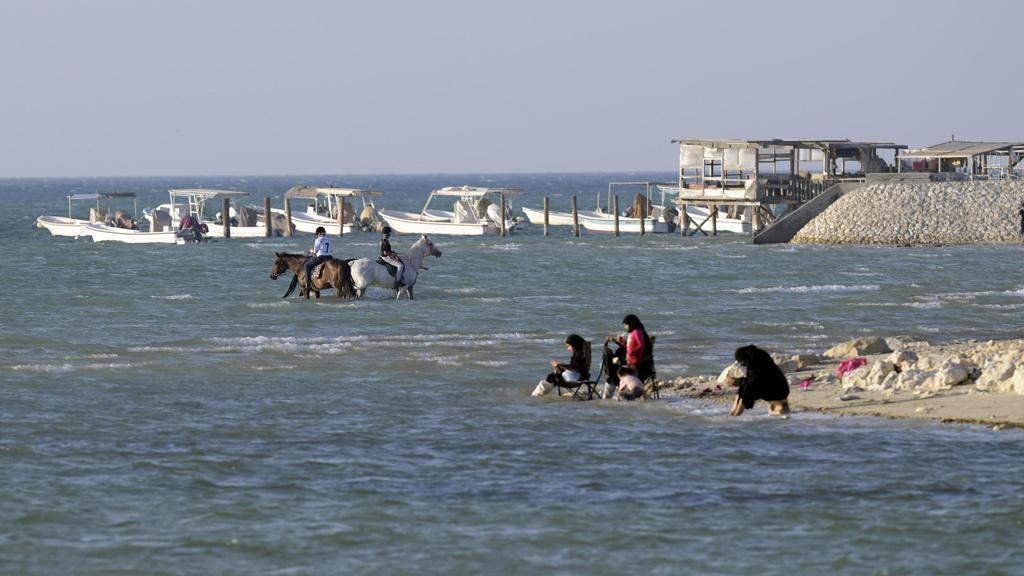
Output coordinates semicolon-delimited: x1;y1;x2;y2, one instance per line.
338;259;356;299
282;273;299;298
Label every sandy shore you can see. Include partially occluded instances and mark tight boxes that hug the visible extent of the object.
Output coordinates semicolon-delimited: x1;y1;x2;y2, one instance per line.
658;337;1024;429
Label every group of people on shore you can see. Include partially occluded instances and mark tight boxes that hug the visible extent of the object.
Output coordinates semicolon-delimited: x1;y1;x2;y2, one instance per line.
531;314;654;401
532;314;790;415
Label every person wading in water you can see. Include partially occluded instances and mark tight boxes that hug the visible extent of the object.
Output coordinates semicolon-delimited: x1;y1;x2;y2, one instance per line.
380;226;405;290
304;226;333;295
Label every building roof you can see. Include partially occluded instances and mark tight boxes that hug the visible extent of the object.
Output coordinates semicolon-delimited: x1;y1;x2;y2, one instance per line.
898;140;1024;159
671;138;905;150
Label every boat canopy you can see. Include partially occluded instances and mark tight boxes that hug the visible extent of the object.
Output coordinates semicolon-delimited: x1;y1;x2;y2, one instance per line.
432;186;521;197
66;192;137;201
168;189;251;200
285;186;384;199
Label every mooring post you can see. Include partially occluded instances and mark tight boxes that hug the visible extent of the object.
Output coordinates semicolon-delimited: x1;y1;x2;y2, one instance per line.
639;198;646;237
571;195;579;237
222;197;231;239
263;197;272;237
338;198;345;238
613;194;620;237
681;203;689;237
283;198;293;237
499;192;506;237
542;196;549;237
751;205;760;237
711;204;718;236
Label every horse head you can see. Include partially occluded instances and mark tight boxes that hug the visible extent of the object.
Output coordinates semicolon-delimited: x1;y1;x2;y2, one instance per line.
421;235;442;258
270;252;288;280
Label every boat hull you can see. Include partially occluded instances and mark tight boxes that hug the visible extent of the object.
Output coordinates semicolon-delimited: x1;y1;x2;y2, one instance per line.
379;210;496;236
521;207;604;226
269;209;355;235
579;215;670;234
36;215;90;237
85;223;183;244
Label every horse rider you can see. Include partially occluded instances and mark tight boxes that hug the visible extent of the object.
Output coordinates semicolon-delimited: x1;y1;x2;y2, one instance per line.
379;225;405;289
304;226;333;294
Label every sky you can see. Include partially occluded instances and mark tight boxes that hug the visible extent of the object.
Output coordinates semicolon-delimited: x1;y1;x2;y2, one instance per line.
0;0;1021;177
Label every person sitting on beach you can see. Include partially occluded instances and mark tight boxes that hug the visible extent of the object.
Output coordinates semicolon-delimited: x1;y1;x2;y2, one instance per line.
532;334;590;396
615;366;645;401
725;344;790;416
303;226;333;295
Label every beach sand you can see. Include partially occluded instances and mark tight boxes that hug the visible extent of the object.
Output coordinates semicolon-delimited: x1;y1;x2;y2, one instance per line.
659;338;1024;429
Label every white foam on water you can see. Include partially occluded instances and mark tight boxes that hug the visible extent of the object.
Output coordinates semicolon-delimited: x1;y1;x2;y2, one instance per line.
474;360;508;367
445;287;481;294
245;301;291;309
11;362;140;373
737;284;880;294
252;365;298;371
152;294;194;300
63;353;119;360
906;300;942;309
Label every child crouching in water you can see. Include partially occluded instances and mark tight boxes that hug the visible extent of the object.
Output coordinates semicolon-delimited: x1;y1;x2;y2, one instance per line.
616;366;645;401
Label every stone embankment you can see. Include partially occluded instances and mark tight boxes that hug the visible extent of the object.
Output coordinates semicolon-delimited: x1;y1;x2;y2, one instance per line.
659;336;1024;427
791;181;1024;245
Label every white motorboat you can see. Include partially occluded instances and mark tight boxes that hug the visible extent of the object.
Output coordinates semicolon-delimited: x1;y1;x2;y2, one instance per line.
577;182;678;234
682;204;752;234
520;205;605;226
380;186;522;236
145;189;265;238
269;187;385;235
84;223;183;244
36;192;138;237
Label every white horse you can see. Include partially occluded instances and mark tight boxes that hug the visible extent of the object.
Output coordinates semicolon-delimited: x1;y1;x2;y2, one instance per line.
349;235;443;300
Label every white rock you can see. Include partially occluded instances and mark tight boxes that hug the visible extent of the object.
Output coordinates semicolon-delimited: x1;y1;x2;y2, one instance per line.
824;337;892;359
975;361;1015;392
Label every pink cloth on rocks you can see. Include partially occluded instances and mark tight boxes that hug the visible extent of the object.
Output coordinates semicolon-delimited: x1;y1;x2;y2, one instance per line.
837;357;867;378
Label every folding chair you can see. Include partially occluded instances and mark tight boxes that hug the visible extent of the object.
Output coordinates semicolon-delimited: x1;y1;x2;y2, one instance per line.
554;339;604;400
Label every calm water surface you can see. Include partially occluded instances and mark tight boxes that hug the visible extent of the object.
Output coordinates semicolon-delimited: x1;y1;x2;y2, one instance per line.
2;174;1023;575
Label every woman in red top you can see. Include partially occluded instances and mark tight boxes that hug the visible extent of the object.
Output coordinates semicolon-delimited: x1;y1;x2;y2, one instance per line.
603;314;653;396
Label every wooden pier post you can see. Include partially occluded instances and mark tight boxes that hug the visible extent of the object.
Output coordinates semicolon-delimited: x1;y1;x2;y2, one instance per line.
342;198;350;236
613;194;620;236
639;199;646;237
499;192;506;238
751;205;760;237
571;195;579;238
284;198;293;237
711;203;718;236
681;203;689;237
542;196;549;237
221;197;231;239
263;197;272;237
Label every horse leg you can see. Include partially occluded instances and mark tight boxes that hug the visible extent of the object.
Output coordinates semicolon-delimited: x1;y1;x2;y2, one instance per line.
407;286;414;300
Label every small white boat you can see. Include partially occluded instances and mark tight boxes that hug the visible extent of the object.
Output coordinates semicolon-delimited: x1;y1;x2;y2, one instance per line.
521;206;605;226
145;189;266;238
85;223;183;244
682;204;752;234
579;214;672;233
380;186;522;236
269;187;385;235
36;192;138;237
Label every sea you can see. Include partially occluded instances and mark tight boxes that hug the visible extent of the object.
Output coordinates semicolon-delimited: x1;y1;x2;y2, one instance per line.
2;173;1023;575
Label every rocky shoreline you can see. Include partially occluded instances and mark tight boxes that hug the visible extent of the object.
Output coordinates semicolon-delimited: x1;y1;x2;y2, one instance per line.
792;181;1024;245
658;336;1024;428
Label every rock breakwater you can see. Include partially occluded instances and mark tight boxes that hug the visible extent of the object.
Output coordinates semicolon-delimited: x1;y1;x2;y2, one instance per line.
792;181;1024;245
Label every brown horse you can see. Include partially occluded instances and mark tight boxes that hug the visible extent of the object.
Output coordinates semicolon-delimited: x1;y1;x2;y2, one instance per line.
270;252;355;299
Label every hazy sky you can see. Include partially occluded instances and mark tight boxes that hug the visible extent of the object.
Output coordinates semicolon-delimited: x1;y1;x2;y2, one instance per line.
1;0;1021;177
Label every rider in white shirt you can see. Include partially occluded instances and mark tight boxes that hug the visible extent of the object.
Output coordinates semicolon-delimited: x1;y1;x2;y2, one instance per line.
304;226;333;294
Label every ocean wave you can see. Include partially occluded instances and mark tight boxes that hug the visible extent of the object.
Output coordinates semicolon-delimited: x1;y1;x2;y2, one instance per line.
906;301;942;309
473;360;508;367
737;284;880;294
11;362;139;373
63;353;119;360
445;288;482;294
152;294;194;300
245;301;292;309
